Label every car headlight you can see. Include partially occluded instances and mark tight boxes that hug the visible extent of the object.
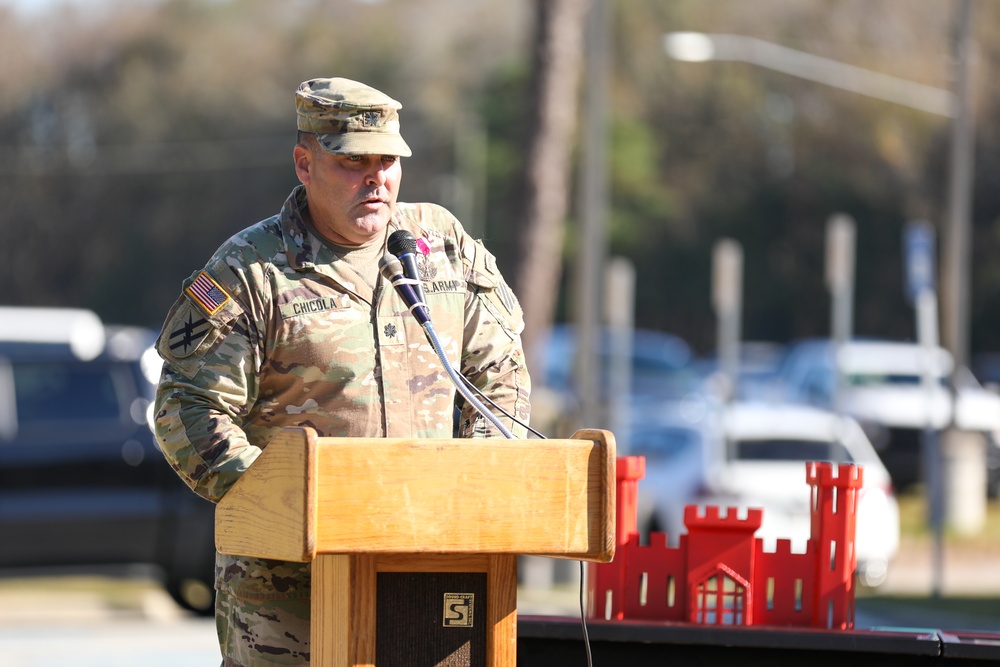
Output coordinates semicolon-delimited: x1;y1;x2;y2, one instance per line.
140;346;163;385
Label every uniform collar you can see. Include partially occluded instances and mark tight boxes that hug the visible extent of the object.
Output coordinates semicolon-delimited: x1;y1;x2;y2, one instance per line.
280;186;425;269
277;186;374;303
281;186;325;271
278;187;429;306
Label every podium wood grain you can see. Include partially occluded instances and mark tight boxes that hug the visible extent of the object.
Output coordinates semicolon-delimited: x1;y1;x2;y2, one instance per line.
215;428;615;563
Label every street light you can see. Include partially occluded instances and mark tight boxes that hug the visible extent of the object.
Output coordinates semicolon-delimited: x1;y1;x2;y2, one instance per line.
663;25;973;375
663;32;955;117
665;16;978;597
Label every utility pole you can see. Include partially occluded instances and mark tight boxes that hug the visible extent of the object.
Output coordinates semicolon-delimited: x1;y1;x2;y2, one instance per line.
941;0;975;372
825;213;856;413
575;0;611;429
939;0;987;567
712;239;743;402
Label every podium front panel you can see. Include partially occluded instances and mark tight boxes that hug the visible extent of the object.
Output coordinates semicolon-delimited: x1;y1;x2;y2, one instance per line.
376;571;488;666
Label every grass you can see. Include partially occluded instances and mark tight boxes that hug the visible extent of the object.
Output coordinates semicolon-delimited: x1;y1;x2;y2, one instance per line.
854;487;1000;627
858;595;1000;623
895;486;1000;550
0;574;163;612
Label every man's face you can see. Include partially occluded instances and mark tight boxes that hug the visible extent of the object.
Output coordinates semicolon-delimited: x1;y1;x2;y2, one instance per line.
294;140;402;245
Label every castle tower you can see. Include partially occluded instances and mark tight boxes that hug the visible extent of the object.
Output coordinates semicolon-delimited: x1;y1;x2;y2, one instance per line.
586;456;645;620
807;462;862;629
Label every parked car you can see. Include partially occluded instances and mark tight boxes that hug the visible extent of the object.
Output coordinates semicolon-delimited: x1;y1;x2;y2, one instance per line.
971;352;1000;393
776;338;1000;495
0;307;216;615
536;324;695;399
631;403;725;544
529;324;705;440
689;341;788;401
704;401;900;588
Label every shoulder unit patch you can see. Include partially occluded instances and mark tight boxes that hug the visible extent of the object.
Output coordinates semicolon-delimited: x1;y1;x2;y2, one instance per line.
167;308;211;358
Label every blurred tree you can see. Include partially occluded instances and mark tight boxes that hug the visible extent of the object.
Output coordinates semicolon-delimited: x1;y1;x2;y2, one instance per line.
512;0;588;375
5;0;1000;363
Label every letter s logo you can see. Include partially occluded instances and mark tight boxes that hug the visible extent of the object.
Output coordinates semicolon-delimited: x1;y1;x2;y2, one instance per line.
442;593;474;627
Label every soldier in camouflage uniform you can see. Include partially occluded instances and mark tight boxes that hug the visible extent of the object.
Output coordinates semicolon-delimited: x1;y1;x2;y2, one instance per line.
153;77;531;666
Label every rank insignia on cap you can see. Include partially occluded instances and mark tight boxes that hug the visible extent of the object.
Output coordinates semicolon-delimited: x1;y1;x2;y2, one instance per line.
186;271;230;315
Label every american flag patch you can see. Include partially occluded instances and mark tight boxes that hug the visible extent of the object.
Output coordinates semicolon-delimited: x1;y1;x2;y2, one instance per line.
496;280;516;314
186;271;230;315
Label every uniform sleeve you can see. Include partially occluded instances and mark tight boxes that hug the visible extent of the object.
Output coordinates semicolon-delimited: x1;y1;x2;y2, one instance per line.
153;265;262;503
458;237;532;439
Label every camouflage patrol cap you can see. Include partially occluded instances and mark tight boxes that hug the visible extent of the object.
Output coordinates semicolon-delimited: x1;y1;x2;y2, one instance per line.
295;77;412;157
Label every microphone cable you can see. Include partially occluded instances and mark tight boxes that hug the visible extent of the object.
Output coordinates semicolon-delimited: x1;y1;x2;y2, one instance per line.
383;250;595;665
452;372;594;667
421;320;515;439
453;372;547;440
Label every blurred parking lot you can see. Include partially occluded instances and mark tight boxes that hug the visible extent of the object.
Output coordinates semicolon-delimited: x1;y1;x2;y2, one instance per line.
5;316;1000;662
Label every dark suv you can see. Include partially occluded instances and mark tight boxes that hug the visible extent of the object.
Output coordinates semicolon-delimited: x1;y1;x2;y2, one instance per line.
0;312;216;615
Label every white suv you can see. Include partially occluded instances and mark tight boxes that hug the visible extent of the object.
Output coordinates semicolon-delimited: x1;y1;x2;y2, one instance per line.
706;401;900;587
777;339;1000;495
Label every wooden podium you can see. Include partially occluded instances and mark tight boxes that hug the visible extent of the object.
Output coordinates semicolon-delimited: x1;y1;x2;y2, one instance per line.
215;427;616;667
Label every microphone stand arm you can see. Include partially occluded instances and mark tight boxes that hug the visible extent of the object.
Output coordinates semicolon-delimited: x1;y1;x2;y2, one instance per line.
421;321;515;440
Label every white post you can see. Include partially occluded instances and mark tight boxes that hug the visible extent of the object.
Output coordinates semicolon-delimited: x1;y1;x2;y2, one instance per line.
825;214;856;413
712;239;743;402
605;257;635;456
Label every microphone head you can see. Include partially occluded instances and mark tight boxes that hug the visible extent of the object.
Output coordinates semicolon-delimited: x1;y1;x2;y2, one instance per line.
387;229;418;258
378;254;404;281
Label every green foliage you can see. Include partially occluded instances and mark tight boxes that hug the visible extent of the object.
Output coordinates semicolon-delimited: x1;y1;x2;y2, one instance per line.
476;64;532;271
5;0;1000;359
608;116;676;248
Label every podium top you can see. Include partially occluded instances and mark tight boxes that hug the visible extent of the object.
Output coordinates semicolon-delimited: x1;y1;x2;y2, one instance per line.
215;427;616;563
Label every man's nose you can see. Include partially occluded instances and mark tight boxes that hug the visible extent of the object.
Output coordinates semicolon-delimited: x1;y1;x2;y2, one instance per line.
365;160;387;186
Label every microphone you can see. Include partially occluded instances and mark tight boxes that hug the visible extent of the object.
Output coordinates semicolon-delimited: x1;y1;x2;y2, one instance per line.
379;254;430;325
387;230;428;306
379;251;516;439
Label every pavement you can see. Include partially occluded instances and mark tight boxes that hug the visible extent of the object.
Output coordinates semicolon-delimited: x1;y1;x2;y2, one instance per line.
1;537;999;624
876;536;1000;597
0;574;584;623
0;576;997;667
0;537;997;665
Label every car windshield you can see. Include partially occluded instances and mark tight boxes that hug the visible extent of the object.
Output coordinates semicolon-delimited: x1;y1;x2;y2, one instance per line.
13;362;122;423
539;325;696;399
730;438;853;463
631;426;701;461
846;373;946;387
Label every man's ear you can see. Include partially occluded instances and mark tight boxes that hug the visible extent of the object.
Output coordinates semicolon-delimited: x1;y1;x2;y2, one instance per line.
293;143;312;185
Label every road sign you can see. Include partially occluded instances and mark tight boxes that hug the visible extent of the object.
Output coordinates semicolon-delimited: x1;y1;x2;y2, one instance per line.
904;220;936;304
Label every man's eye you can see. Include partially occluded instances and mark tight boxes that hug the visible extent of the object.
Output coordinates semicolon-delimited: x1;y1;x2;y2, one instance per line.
382;156;398;164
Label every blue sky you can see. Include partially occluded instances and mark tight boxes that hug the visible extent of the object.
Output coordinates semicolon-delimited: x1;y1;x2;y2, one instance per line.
2;0;86;9
2;0;113;13
0;0;165;14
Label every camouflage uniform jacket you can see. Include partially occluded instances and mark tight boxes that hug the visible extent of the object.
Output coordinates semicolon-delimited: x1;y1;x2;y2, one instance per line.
154;185;530;602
